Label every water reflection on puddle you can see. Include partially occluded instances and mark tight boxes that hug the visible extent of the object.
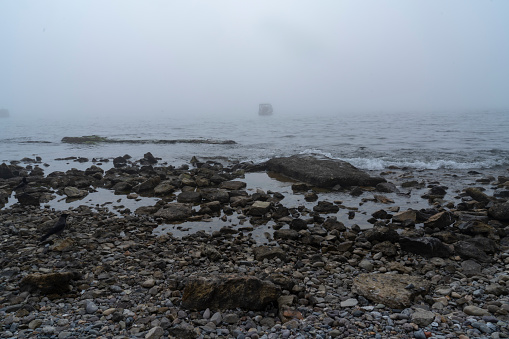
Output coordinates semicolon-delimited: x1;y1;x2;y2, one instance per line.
3;171;434;244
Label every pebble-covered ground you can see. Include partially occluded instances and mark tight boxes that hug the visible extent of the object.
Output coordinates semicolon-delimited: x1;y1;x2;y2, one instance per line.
1;156;509;339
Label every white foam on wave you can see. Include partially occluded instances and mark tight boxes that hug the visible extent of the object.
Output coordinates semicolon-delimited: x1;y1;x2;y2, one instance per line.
340;157;508;171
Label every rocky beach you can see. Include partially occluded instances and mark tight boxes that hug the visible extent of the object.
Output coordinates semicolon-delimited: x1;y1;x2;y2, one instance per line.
1;153;509;339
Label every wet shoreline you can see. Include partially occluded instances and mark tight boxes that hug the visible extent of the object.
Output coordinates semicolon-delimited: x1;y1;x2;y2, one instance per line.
1;155;509;338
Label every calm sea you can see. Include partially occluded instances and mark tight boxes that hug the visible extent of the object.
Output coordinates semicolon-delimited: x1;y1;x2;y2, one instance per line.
1;109;508;171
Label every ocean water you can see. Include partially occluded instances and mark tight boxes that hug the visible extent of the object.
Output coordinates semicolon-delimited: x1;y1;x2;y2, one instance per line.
1;109;508;171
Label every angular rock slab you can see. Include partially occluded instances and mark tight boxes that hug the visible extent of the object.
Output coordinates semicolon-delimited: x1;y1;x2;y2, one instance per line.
352;273;431;309
20;272;80;294
265;155;385;188
182;275;281;311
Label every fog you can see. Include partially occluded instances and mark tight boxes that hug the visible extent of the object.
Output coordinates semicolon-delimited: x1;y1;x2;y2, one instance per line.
1;0;509;118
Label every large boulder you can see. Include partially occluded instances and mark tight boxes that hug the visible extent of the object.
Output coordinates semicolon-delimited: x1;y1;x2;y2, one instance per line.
352;273;431;309
265;155;385;188
181;275;281;311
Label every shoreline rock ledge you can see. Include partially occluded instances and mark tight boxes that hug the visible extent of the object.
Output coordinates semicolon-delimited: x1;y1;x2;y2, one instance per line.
265;155;386;188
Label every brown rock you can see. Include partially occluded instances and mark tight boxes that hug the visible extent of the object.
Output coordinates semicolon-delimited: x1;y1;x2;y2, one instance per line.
182;275;281;311
220;181;246;190
352;273;430;309
20;272;80;294
253;246;287;261
423;211;454;229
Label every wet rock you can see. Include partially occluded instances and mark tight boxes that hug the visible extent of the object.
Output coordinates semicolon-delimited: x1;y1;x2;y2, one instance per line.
153;203;193;221
364;226;399;244
113;156;127;167
274;229;300;240
313;201;339;214
177;191;202;203
458;221;496;236
16;192;40;206
465;187;492;204
352;273;430;309
461;260;482;277
0;163;17;179
135;177;161;192
220;180;246;190
399;237;452;258
289;218;308;231
19;272;79;294
200;188;230;203
392;210;417;223
63;186;88;199
322;217;346;232
423;211;454;229
248;201;272;216
182;275;281;311
265;155;386;188
372;241;398;257
143;152;158;164
376;182;399;193
488;202;509;221
253;246;287;261
454;241;492;263
153;181;175;195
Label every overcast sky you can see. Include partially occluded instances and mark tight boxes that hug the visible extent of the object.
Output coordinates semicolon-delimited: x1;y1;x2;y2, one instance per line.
1;0;508;118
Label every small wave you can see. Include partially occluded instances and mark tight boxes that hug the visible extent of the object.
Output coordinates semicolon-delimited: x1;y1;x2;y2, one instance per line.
339;157;509;171
299;149;334;159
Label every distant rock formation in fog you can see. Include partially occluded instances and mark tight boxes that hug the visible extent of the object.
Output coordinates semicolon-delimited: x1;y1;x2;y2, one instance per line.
0;109;9;118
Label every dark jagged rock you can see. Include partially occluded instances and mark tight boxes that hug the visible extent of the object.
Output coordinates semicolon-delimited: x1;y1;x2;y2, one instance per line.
454;241;493;263
313;201;340;214
181;275;281;311
290;218;308;231
363;226;399;244
322;217;346;232
488;202;509;221
423;211;455;230
0;163;16;179
399;237;452;258
265;155;385;188
16;192;40;206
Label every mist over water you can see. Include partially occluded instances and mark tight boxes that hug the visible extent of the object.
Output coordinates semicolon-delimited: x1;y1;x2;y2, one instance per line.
1;1;508;172
1;109;508;172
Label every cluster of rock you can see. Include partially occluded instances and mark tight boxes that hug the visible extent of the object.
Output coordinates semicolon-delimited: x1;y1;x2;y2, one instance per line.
0;154;509;338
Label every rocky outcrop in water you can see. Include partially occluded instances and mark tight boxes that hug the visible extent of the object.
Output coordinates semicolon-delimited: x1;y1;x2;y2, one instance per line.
265;155;386;188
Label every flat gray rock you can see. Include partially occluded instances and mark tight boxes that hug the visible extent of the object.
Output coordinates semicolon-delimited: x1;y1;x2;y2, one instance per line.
265;155;385;188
